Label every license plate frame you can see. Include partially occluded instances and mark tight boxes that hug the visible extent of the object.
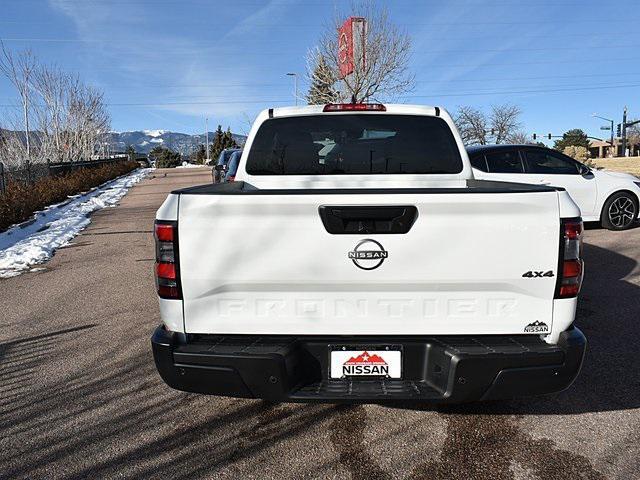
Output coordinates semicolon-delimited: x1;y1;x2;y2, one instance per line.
329;345;402;379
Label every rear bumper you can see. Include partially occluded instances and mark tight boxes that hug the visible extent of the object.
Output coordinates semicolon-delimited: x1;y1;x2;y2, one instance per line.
151;326;586;403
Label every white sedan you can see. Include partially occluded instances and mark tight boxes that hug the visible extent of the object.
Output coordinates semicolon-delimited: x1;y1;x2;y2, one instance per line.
468;144;640;230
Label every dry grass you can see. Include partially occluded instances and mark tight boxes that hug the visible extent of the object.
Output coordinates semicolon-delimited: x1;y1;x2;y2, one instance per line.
592;157;640;176
0;161;138;232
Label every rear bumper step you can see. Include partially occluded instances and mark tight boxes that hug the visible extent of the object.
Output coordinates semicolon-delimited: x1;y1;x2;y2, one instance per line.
151;326;586;403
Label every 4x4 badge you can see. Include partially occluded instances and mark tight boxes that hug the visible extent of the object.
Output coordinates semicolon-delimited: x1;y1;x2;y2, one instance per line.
524;321;549;333
348;239;388;270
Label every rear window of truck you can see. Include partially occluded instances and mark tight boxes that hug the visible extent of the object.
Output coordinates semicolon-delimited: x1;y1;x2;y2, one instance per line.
245;114;463;175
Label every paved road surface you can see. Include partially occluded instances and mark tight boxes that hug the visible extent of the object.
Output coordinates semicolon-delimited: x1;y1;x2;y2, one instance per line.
1;168;638;479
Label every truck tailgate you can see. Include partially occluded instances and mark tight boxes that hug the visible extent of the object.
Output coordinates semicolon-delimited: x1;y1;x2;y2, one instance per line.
178;190;560;335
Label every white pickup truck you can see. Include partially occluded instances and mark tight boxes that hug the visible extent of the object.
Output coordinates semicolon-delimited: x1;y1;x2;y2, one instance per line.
151;103;586;402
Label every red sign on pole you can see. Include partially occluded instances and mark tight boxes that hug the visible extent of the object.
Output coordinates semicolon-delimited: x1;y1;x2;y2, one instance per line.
338;17;366;79
338;18;354;78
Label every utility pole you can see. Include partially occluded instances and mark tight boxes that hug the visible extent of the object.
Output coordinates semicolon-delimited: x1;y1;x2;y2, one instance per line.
622;106;628;157
592;113;614;156
286;72;298;106
205;117;210;163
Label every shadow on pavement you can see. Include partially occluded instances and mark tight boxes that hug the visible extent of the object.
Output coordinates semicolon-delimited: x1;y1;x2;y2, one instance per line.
0;325;333;479
584;220;640;231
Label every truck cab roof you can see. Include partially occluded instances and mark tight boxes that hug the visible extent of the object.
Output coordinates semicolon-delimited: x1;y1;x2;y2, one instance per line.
235;103;473;188
265;103;441;118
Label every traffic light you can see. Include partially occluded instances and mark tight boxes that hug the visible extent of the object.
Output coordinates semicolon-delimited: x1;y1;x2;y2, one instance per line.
533;133;537;140
547;133;552;140
617;123;622;137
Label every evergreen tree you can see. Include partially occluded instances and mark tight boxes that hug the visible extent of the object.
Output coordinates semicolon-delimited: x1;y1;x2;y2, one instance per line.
125;144;136;162
223;127;239;150
209;125;239;160
554;129;590;151
306;53;339;105
149;145;181;168
193;144;206;164
209;125;225;161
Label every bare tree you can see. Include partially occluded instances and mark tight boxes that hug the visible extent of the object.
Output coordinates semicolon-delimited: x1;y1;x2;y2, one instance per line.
627;124;640;151
0;120;29;169
506;130;531;144
0;42;37;165
454;106;488;145
0;46;111;169
491;104;522;144
239;112;255;137
63;79;110;162
453;103;523;145
314;2;414;103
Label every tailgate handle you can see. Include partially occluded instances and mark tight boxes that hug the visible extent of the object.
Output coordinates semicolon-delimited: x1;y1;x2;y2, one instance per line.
318;205;418;234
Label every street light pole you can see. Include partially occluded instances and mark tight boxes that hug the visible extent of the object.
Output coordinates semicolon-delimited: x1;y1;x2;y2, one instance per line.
592;113;615;156
205;117;209;163
610;119;614;150
286;72;298;106
622;106;628;157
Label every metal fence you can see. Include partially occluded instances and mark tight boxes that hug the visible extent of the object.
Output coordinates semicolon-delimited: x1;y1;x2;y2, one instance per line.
0;156;129;194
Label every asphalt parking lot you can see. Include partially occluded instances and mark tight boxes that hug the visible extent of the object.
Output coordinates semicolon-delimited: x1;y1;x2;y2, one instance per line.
1;168;638;480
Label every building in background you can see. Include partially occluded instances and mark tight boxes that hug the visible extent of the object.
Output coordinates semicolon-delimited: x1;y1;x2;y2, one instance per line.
589;139;640;158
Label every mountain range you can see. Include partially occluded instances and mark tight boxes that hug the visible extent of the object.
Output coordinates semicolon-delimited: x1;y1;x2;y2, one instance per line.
106;130;247;155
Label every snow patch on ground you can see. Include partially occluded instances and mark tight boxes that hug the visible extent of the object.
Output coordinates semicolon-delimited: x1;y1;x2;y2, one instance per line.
0;168;152;279
176;162;206;168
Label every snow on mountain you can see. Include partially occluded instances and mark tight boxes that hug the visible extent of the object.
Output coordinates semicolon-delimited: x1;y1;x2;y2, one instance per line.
143;129;168;138
107;130;246;155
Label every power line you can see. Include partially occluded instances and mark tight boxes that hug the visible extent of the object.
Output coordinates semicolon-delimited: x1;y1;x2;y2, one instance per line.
161;80;640;99
1;0;620;5
0;20;632;28
408;83;640;98
98;83;640;103
1;30;636;40
415;57;640;69
414;72;640;84
76;72;640;90
3;37;640;56
0;55;637;74
2;82;638;108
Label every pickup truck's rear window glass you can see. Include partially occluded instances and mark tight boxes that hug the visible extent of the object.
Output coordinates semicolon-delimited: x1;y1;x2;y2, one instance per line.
245;114;463;175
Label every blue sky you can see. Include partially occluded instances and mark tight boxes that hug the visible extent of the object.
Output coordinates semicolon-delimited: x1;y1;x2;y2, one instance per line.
1;0;639;143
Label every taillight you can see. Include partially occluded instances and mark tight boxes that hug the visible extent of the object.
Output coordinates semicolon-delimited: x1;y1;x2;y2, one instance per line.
154;220;182;299
323;103;386;112
555;218;583;298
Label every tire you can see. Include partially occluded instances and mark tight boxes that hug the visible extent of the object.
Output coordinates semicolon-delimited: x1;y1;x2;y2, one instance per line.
601;192;639;230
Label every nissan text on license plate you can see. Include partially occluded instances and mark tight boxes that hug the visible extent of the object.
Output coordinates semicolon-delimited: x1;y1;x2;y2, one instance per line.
330;348;402;379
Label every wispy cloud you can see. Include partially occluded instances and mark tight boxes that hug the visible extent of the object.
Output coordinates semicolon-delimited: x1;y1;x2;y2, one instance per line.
404;2;535;104
48;0;298;129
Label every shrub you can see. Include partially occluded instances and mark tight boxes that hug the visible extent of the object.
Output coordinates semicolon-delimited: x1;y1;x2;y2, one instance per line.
0;160;138;232
562;146;593;167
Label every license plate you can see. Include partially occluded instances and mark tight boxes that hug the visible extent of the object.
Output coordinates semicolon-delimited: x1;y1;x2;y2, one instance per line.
330;348;402;379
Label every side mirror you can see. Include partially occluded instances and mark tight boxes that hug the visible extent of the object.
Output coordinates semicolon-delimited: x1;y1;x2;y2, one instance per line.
214;164;227;172
579;164;592;176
